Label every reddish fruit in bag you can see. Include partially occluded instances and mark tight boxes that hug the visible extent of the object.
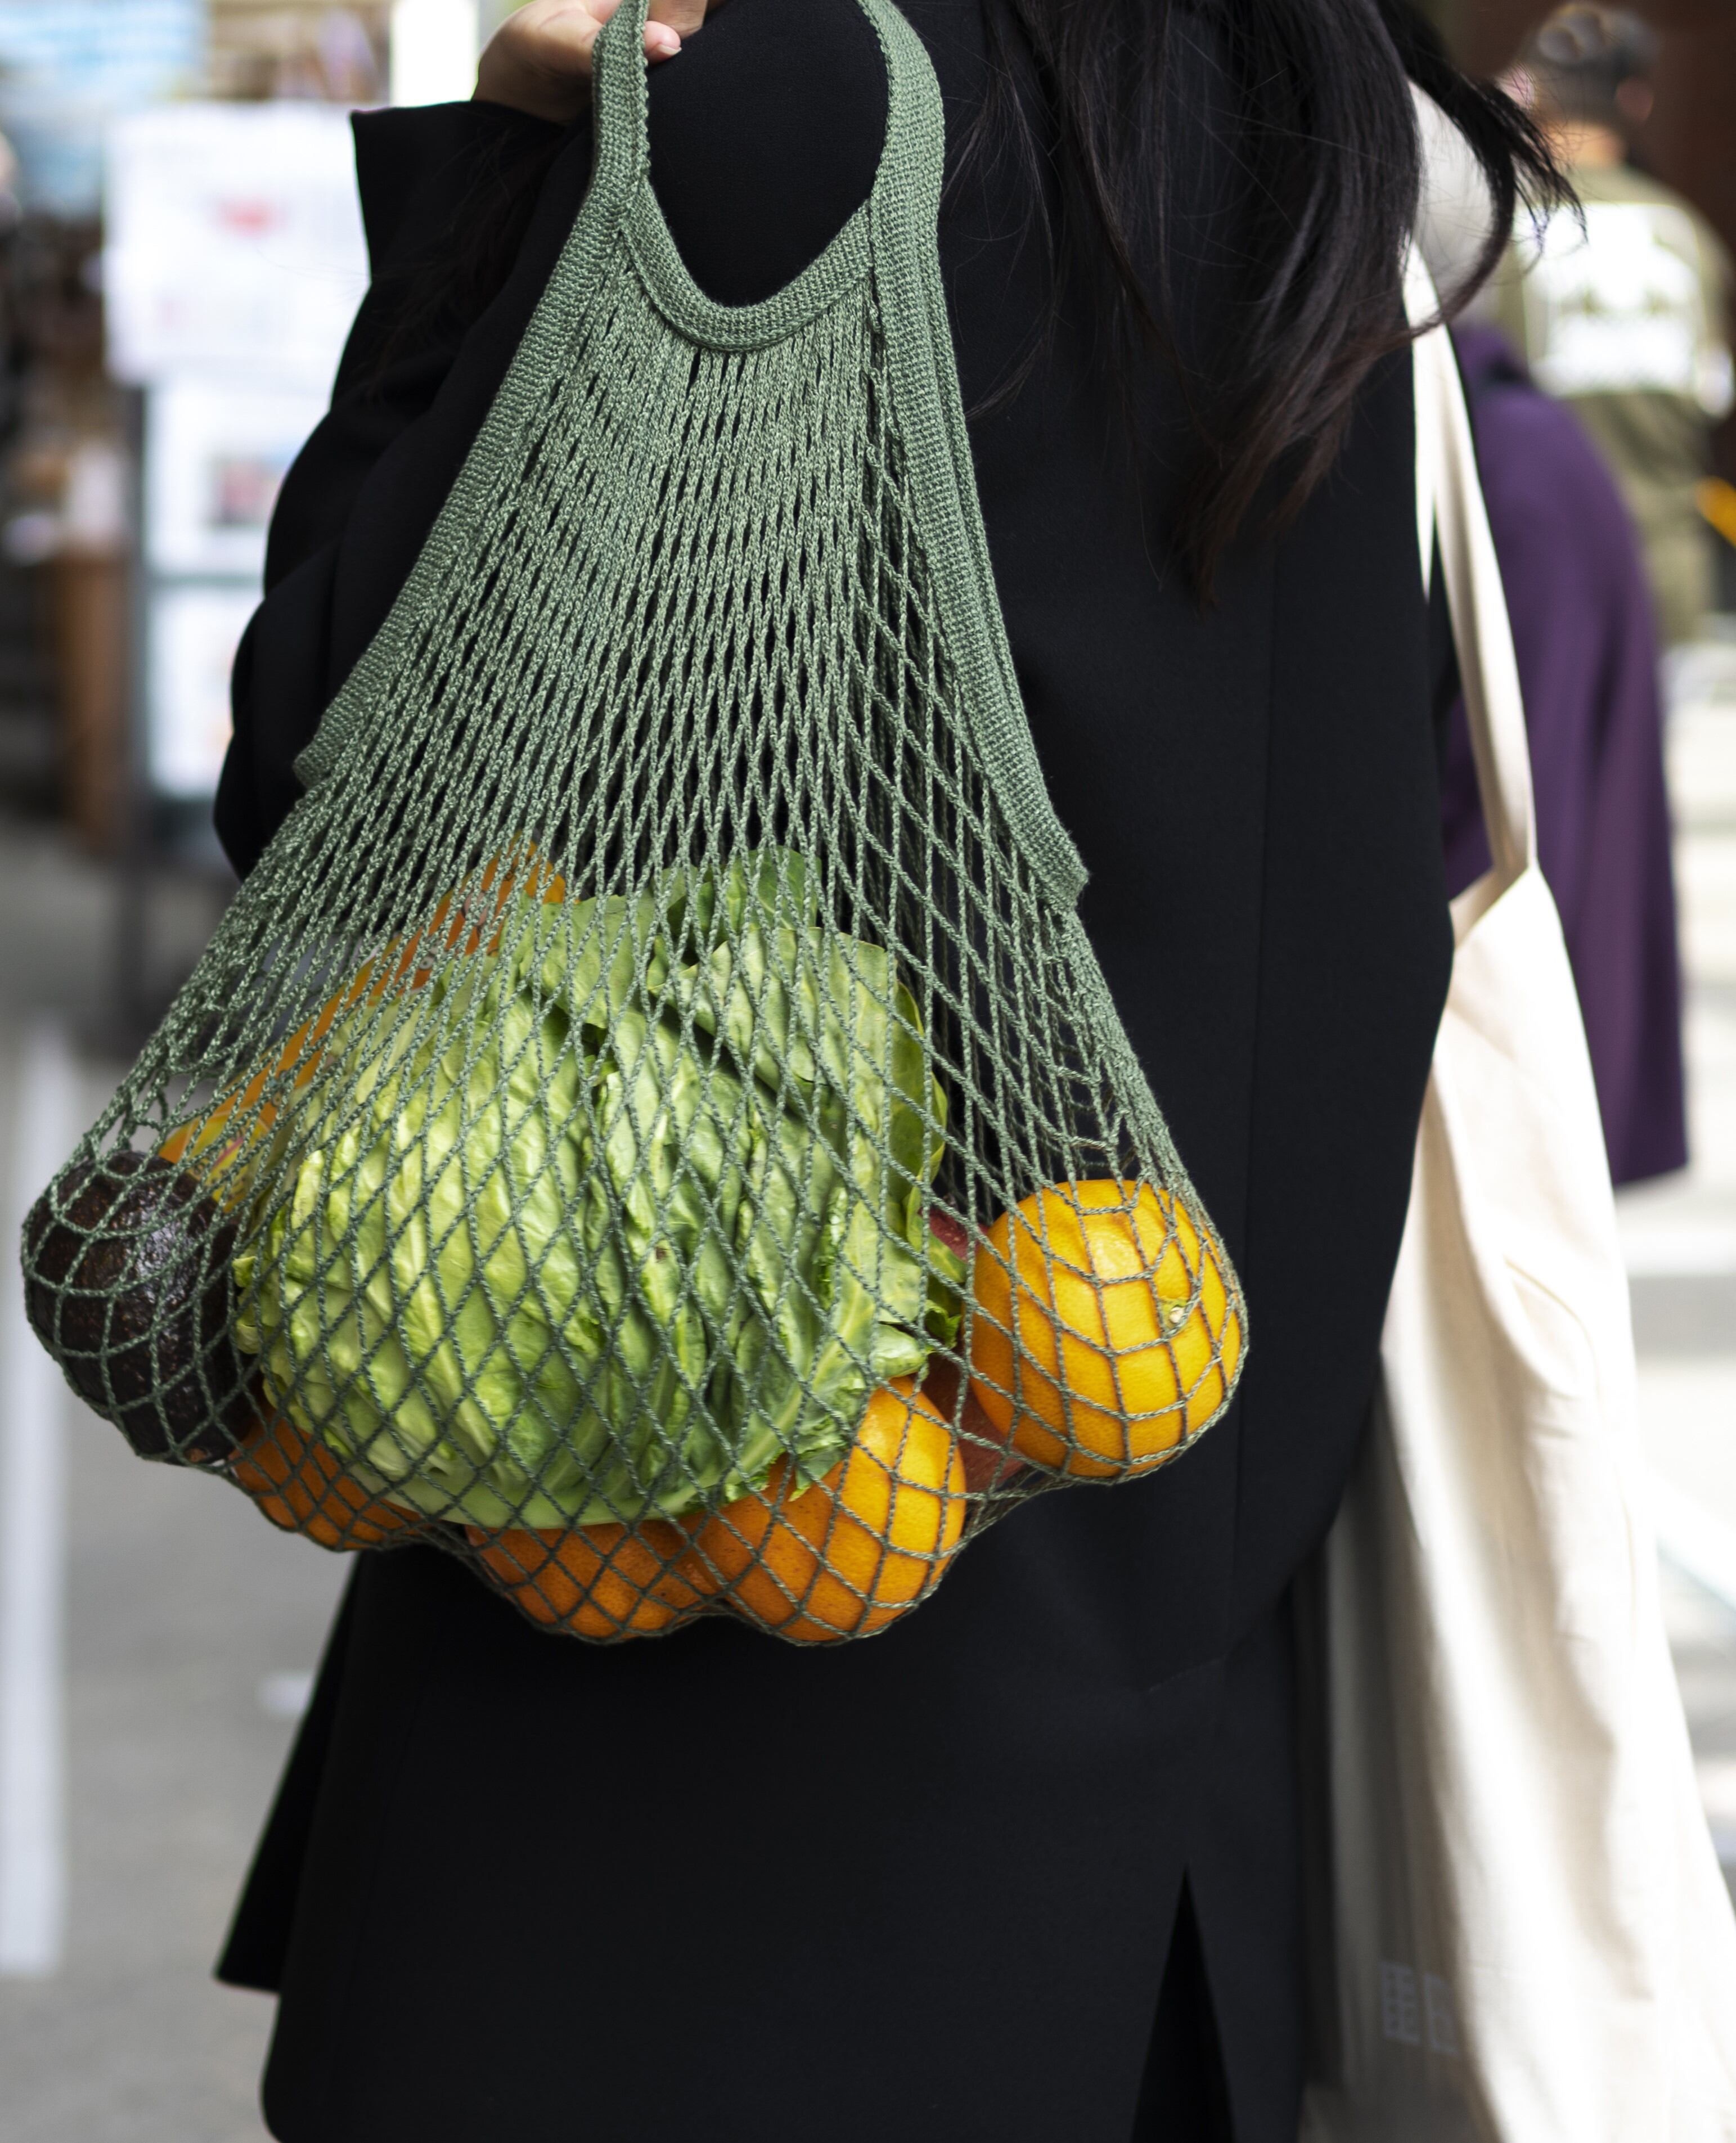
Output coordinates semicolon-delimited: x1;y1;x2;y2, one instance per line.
928;1204;970;1263
968;1180;1241;1478
920;1356;1024;1496
687;1378;967;1642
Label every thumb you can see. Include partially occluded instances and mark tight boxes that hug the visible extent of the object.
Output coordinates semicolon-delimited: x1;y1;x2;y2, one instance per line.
649;0;718;42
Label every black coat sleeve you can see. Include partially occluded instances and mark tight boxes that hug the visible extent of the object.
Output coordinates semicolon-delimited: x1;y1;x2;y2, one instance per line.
214;100;564;878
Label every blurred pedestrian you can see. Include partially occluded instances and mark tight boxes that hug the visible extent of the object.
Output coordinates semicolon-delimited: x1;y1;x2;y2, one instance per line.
1486;4;1733;649
1440;323;1687;1183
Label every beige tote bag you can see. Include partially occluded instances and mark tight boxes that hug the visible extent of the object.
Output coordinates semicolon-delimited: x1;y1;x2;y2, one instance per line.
1296;255;1736;2143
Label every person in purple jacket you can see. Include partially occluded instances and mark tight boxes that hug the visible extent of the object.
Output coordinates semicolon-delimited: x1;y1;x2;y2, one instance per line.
1440;322;1688;1184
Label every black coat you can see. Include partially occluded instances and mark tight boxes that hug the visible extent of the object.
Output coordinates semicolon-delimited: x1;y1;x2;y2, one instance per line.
214;4;1451;2137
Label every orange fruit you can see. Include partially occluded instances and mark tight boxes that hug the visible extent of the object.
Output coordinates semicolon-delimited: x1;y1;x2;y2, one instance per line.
968;1179;1242;1478
469;1519;709;1640
687;1379;968;1642
231;1416;416;1550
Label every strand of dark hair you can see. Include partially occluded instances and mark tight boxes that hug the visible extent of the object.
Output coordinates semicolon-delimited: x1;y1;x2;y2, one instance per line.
972;0;1563;596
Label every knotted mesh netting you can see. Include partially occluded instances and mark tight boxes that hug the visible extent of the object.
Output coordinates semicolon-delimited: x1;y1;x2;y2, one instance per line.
20;0;1245;1643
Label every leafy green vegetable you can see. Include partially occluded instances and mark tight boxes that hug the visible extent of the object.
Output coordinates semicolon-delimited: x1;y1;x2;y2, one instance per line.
232;852;950;1527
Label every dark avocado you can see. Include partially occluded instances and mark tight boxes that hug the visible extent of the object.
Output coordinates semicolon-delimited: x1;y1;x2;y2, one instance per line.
23;1149;260;1464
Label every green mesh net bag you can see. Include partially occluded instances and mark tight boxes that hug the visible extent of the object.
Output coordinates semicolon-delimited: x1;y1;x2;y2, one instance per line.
20;0;1245;1645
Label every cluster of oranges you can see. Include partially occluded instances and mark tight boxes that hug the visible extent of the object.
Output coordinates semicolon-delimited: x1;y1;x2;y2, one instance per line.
226;1380;973;1642
172;843;1244;1642
208;1019;1240;1641
465;1178;1243;1645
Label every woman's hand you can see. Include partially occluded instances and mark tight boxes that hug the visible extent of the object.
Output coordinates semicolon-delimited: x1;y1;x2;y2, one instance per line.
475;0;717;124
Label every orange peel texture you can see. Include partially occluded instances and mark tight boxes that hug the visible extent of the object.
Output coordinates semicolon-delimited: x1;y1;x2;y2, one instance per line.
470;1518;710;1640
967;1179;1242;1478
687;1379;967;1642
231;1416;417;1551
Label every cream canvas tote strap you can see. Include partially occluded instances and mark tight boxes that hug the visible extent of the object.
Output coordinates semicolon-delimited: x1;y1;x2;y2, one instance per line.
1300;254;1736;2142
1404;245;1533;901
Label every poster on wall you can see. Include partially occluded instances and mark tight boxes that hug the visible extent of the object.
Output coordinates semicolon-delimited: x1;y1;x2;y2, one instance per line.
147;583;257;799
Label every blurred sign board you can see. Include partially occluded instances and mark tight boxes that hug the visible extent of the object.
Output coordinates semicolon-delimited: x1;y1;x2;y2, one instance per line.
105;101;367;391
0;0;204;218
144;379;323;578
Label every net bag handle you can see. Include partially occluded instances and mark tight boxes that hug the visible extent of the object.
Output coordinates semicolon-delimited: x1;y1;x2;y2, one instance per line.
587;0;1094;912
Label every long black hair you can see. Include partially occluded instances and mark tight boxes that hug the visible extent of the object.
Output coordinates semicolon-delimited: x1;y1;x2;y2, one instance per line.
376;0;1561;597
976;0;1562;591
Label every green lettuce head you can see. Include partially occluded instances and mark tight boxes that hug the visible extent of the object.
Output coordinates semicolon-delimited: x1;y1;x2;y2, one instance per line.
232;852;959;1527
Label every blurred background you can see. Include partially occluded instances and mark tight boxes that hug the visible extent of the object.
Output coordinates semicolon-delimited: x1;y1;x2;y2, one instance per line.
0;0;1730;2135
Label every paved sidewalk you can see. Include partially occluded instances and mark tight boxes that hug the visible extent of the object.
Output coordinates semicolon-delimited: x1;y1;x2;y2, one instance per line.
0;1353;344;2142
0;859;345;2142
1625;636;1736;1871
